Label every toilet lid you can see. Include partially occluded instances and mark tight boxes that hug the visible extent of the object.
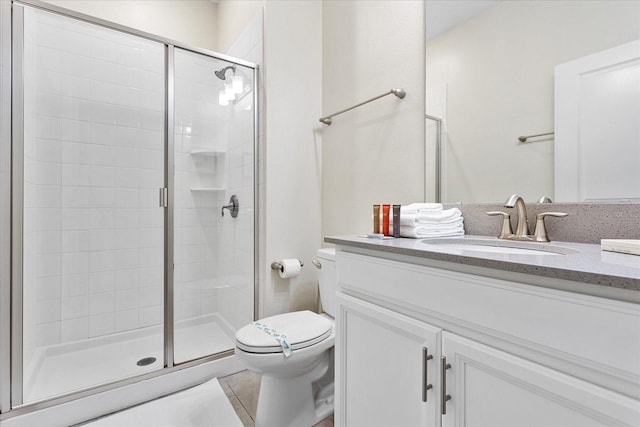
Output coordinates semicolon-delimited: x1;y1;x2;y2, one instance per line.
235;310;333;354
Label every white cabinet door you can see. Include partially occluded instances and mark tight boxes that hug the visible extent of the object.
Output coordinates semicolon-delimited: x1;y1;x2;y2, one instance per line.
441;332;640;427
336;292;441;427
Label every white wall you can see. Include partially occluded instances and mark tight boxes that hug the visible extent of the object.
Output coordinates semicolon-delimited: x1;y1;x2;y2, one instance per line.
216;0;264;54
261;1;323;316
43;0;218;51
427;0;640;203
322;0;426;237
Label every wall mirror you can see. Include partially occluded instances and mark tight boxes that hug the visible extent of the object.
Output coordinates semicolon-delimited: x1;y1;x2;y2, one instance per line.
425;0;640;203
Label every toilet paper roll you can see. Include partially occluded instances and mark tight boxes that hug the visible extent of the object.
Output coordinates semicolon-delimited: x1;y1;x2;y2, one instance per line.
278;258;301;279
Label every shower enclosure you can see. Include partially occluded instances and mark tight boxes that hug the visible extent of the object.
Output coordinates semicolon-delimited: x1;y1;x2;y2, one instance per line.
1;0;258;419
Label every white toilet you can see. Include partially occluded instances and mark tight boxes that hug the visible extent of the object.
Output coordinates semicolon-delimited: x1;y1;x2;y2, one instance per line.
234;248;336;427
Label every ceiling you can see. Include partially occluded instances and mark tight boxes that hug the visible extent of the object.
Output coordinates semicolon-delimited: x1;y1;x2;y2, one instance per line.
426;0;499;40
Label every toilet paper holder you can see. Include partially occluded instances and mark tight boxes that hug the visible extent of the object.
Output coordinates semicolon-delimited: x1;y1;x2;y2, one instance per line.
271;260;304;272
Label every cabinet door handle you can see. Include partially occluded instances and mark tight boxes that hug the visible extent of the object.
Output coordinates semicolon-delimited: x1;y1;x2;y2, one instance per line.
441;356;452;415
422;347;433;402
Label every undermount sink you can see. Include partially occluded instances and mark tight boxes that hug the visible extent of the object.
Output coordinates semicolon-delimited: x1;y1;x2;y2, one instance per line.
421;238;579;256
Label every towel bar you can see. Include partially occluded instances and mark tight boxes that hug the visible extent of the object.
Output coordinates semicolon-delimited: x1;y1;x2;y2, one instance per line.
518;132;554;143
319;88;406;125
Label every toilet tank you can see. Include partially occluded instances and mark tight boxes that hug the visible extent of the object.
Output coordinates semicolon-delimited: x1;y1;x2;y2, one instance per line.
316;248;337;317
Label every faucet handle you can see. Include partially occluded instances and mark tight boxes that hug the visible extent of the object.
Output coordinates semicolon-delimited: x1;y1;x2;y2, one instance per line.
487;211;513;239
533;212;568;242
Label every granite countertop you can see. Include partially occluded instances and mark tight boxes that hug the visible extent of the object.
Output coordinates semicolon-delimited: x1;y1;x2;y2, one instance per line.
325;235;640;292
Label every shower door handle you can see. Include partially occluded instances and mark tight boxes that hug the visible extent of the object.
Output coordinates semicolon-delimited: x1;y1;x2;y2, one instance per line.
222;194;239;218
159;188;168;208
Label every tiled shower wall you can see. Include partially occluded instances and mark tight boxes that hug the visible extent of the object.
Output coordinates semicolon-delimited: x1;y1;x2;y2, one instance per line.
22;9;165;361
173;40;256;335
219;11;261;331
173;50;226;323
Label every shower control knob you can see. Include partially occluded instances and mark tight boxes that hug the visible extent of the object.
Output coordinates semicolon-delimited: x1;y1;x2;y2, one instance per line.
221;195;239;218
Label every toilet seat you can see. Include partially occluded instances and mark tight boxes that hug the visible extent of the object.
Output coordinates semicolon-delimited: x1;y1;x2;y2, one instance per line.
236;310;333;354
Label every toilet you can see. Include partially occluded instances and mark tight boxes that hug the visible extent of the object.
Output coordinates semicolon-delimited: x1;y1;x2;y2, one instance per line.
234;248;337;427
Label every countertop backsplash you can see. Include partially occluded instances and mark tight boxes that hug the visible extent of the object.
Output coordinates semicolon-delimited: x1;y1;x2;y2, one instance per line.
449;203;640;244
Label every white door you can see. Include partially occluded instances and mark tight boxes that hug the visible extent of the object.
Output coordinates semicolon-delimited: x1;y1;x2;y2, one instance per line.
336;292;441;427
555;39;640;202
441;332;640;427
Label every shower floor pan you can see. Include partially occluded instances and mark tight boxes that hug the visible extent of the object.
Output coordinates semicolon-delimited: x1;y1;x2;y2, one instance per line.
23;314;235;403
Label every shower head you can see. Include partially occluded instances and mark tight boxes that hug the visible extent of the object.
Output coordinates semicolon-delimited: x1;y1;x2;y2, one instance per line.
215;65;236;80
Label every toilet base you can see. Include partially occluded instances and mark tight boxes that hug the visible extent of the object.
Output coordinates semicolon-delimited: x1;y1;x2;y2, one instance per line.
255;350;334;427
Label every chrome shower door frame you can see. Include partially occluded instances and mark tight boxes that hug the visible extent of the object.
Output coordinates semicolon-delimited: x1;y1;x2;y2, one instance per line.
164;44;176;370
0;0;14;415
10;2;25;409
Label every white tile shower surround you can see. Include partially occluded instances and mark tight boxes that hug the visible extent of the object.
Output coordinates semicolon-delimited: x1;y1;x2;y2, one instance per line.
22;8;166;366
82;378;243;427
16;7;259;423
23;314;234;403
21;6;257;357
173;47;255;334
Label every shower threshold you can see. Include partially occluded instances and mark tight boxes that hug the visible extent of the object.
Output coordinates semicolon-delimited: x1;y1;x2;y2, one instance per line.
23;314;235;403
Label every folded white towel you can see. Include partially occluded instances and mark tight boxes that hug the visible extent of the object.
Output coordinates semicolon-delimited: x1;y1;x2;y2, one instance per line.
400;224;465;239
417;216;462;226
404;218;464;230
400;208;462;226
400;203;442;215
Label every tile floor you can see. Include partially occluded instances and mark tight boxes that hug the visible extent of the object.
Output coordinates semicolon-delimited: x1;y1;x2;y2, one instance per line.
219;370;334;427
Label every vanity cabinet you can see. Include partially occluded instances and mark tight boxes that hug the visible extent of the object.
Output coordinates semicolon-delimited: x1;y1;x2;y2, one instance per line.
336;294;440;427
441;332;637;427
335;250;640;427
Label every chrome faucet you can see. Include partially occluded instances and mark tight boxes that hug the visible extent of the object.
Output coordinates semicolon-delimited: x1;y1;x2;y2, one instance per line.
537;196;552;203
504;194;530;239
487;194;568;242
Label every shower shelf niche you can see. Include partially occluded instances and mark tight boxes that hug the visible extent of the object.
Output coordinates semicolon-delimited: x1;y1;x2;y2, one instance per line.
188;146;226;192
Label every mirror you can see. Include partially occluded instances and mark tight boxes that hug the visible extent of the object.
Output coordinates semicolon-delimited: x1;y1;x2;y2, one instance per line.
425;0;640;203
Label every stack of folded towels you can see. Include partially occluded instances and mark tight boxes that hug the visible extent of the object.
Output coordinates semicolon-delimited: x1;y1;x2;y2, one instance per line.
399;203;464;238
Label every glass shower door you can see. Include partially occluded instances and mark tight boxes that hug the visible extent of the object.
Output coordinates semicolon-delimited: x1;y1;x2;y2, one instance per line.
20;7;165;402
173;48;255;363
